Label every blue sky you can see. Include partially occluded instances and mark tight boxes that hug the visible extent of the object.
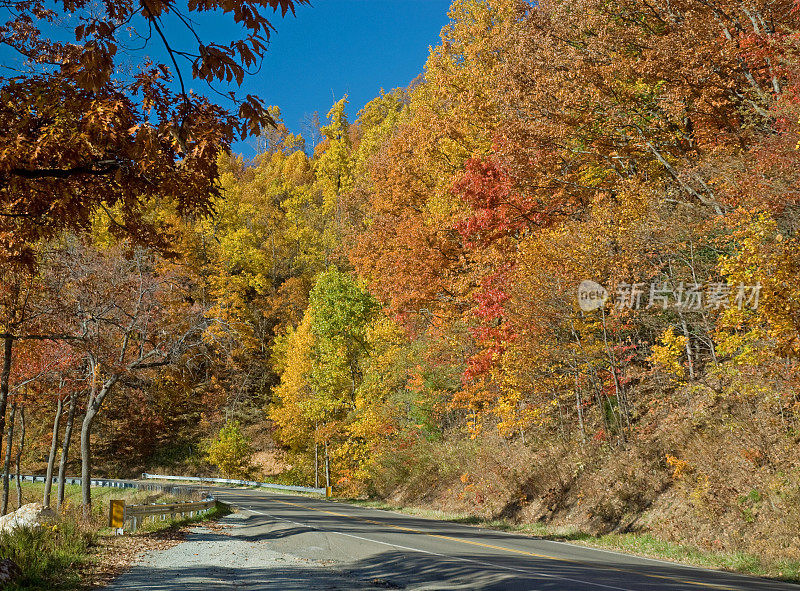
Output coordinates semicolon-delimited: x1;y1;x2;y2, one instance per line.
234;0;453;155
0;0;452;156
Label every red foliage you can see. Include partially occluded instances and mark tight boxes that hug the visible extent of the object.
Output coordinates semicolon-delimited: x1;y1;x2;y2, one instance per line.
463;266;517;383
453;157;544;249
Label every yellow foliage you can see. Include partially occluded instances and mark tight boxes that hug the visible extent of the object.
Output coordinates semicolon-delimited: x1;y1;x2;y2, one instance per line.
269;313;316;450
716;209;800;359
649;327;688;381
666;454;691;479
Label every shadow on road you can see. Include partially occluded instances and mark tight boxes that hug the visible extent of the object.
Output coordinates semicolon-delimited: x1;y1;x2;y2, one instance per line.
106;490;797;591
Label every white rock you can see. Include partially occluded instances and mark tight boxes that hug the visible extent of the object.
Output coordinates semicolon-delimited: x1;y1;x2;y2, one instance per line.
0;503;56;534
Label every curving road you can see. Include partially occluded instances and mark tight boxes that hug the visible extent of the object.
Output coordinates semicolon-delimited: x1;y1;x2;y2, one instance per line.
109;486;798;590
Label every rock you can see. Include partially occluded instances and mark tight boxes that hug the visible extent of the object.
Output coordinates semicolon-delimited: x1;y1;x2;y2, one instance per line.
0;558;20;586
0;503;56;534
0;559;21;585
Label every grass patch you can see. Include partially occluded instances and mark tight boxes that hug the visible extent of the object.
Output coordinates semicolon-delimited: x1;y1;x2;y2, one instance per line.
335;497;800;584
0;519;91;590
14;481;188;524
0;481;224;590
567;533;800;583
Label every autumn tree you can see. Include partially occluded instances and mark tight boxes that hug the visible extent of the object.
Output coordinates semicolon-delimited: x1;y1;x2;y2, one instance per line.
42;240;207;510
0;0;308;507
0;0;307;266
207;420;255;479
271;267;384;491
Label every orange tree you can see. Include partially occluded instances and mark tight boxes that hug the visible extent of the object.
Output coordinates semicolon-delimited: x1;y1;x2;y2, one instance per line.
0;0;307;266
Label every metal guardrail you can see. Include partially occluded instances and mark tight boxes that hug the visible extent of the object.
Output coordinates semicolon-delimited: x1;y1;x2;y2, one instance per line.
20;474;139;489
18;474;210;497
141;473;328;495
110;497;217;532
20;473;327;495
19;475;219;533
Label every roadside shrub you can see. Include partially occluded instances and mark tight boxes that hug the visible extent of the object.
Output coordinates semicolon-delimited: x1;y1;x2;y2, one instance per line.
0;519;93;590
206;420;257;480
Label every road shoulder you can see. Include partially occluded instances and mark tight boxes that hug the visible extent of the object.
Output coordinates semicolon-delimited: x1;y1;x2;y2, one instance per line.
100;510;390;590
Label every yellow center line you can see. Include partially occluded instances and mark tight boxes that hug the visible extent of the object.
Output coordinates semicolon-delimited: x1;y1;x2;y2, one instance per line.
261;497;735;591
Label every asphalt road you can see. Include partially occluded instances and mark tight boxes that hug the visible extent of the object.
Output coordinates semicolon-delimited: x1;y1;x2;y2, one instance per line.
157;487;794;591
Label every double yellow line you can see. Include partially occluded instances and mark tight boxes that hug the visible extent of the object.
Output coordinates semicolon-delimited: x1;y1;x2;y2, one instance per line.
263;496;737;591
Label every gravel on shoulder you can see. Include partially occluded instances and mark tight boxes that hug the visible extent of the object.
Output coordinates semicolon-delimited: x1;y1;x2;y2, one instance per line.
103;511;389;591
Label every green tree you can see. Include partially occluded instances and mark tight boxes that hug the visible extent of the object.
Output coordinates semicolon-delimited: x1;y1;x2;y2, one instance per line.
207;421;255;480
309;267;380;403
270;267;383;491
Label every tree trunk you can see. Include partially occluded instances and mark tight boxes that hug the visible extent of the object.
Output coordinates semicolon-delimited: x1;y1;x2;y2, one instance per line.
0;336;13;499
573;369;586;444
15;405;25;510
2;402;16;515
80;406;96;515
57;392;77;511
680;316;696;380
314;422;319;489
80;376;118;514
600;307;629;439
43;396;63;508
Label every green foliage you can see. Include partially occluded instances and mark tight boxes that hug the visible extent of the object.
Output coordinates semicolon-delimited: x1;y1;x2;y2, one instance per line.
206;421;256;480
0;521;91;590
309;267;380;372
271;268;396;492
